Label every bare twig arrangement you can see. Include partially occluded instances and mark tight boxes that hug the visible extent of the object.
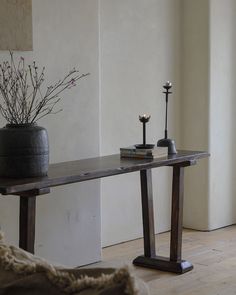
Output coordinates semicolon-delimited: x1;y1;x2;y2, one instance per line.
0;52;89;124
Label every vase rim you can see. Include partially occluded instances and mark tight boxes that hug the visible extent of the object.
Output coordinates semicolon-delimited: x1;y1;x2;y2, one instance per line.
5;123;37;128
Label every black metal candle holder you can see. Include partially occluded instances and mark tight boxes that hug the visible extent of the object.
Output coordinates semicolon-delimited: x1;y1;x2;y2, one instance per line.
157;81;177;154
135;114;155;149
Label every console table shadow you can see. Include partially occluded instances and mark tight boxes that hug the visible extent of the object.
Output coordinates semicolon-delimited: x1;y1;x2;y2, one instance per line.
0;150;209;274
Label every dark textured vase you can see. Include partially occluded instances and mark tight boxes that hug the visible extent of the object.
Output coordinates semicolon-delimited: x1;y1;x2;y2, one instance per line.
0;123;49;178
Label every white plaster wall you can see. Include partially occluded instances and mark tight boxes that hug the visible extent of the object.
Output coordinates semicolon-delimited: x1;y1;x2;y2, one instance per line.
100;0;181;246
181;0;236;231
0;0;101;266
180;0;210;230
209;0;236;229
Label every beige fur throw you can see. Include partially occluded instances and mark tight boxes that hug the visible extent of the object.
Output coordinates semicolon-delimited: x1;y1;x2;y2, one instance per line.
0;232;148;295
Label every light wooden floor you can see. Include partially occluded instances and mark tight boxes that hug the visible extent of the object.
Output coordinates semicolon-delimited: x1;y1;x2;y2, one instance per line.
93;226;236;295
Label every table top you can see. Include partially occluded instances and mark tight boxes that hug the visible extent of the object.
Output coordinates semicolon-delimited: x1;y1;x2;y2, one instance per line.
0;150;209;195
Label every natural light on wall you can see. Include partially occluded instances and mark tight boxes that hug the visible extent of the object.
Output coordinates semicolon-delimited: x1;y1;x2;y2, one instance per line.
0;0;32;50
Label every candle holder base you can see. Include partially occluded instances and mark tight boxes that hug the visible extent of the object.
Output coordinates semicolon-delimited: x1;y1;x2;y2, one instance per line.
135;144;155;149
157;138;177;154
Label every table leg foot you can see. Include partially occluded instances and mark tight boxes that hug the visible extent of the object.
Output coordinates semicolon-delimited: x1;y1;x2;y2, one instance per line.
133;255;193;274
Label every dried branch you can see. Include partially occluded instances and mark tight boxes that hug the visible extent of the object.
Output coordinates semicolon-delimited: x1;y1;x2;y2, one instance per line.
0;52;89;124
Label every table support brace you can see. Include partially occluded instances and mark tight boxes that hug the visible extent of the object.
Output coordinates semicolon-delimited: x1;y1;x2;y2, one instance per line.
133;166;193;274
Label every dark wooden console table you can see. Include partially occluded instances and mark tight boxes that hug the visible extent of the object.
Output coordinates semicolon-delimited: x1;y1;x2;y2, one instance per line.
0;150;209;274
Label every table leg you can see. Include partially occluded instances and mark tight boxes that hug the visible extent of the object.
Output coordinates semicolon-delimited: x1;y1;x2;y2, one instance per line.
19;195;36;254
133;166;193;274
139;169;156;257
169;166;193;273
133;169;158;267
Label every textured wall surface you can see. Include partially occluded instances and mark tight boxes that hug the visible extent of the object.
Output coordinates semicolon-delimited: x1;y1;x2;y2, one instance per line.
0;0;32;50
100;0;181;247
209;0;236;229
0;0;100;267
180;0;210;230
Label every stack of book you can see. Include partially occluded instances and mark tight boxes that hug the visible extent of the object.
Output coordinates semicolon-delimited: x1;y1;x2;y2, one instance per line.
120;146;168;159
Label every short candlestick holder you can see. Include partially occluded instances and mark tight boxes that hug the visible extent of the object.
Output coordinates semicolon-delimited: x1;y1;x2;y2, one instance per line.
135;114;155;149
157;81;177;154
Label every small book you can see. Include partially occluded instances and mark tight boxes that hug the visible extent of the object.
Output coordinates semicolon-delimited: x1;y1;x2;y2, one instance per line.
120;146;168;159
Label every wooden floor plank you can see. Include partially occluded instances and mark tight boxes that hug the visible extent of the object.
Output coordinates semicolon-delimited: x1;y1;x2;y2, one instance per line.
95;226;236;295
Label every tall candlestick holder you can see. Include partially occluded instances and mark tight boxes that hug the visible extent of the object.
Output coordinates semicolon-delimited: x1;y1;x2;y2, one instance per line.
135;114;155;149
157;81;177;154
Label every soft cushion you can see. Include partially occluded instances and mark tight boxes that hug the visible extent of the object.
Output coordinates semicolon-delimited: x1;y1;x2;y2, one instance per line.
0;232;148;295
